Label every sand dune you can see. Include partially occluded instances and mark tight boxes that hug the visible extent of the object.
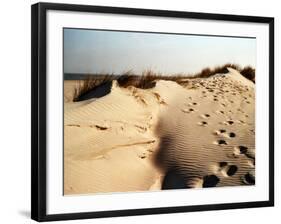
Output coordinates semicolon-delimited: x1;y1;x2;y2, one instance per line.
64;68;255;195
155;68;255;188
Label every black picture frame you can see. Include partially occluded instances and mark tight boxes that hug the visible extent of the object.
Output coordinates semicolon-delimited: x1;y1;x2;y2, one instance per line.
31;2;274;222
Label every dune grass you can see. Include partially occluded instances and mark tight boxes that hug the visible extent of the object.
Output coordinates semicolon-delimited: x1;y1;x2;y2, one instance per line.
240;66;255;83
117;70;186;89
191;63;241;79
72;64;255;101
191;63;255;83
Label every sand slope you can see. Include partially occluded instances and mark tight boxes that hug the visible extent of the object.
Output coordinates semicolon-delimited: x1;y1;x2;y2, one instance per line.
155;68;255;188
64;68;255;194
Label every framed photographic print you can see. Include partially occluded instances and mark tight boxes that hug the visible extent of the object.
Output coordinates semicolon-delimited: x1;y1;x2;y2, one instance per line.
31;2;274;222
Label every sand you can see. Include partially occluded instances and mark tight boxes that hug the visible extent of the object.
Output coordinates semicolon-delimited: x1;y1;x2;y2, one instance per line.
64;68;255;195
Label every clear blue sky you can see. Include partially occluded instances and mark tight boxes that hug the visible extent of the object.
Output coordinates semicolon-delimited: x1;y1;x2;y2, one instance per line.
64;28;256;75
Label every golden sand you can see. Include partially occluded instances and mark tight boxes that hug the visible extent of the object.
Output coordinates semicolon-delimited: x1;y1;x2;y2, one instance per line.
64;68;255;195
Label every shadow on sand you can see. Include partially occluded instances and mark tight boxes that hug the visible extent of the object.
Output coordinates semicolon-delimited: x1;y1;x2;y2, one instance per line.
76;81;112;101
153;115;220;190
153;134;191;190
162;169;188;190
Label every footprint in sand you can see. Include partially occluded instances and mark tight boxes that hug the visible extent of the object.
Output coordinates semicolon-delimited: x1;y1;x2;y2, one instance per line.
214;139;228;145
198;121;208;126
219;129;227;133
232;145;255;159
242;171;255;185
226;165;238;176
223;120;234;125
214;130;235;138
237;146;248;154
201;114;211;119
202;175;220;187
214;129;226;135
181;108;195;113
187;102;198;106
216;162;238;177
216;110;225;115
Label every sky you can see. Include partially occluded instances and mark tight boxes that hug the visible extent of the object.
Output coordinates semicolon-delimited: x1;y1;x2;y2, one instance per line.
64;28;256;75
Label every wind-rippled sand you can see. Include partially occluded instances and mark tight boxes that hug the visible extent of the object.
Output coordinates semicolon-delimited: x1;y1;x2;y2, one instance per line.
64;68;255;195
